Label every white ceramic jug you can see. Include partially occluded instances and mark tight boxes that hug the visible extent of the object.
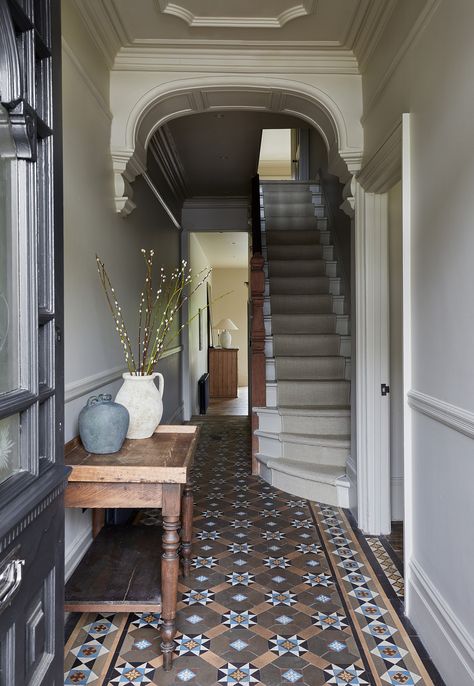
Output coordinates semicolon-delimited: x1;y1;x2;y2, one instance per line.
115;372;165;439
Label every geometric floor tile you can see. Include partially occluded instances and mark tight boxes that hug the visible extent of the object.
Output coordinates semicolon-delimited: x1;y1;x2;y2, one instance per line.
109;662;155;684
217;663;260;684
64;417;441;686
323;664;369;685
268;634;308;656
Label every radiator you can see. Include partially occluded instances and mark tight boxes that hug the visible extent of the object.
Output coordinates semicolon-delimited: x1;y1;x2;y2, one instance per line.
198;373;209;414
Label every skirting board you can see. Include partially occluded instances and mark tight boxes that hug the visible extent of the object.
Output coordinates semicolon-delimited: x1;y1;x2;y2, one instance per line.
408;559;474;685
65;524;93;581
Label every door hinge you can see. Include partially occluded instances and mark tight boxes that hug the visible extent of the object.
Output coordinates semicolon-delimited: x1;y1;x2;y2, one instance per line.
381;384;390;397
55;326;62;343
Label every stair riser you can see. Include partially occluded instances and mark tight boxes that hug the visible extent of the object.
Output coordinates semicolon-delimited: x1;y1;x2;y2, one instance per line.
262;192;313;204
267;262;327;278
270;469;340;506
264;204;323;218
277;382;351;407
265;277;340;296
266;261;338;279
256;410;282;434
267;359;346;382
282;415;351;436
274;357;346;380
261;183;320;193
264;231;321;246
264;294;345;316
271;337;341;357
263;218;328;231
265;245;329;260
266;335;351;358
265;316;349;336
283;442;349;466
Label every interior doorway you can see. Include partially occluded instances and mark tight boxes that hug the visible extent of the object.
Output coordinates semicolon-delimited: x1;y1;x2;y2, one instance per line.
188;231;249;417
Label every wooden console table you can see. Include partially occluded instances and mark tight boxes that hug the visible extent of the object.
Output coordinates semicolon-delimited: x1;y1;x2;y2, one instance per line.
64;424;199;671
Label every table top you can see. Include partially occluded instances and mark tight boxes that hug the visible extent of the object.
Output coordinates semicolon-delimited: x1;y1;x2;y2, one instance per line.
65;425;200;484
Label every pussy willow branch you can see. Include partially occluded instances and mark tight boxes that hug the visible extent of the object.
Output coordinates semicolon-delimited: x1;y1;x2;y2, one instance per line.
97;251;216;375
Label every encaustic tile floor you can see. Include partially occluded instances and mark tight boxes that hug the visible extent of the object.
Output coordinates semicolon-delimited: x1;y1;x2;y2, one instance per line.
64;417;443;686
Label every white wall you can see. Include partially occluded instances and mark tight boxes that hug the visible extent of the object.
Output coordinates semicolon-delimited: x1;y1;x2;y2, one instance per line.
62;0;182;578
388;182;404;522
363;1;474;681
212;268;249;387
188;234;211;415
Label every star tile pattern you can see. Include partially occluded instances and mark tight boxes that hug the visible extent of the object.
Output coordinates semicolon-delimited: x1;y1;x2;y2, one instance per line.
64;417;438;685
366;537;405;599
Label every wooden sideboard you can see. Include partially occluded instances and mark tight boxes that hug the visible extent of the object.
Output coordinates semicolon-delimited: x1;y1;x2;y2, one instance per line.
209;347;238;398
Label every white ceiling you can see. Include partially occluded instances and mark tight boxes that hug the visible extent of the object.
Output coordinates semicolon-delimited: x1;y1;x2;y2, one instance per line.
193;232;249;269
164;111;305;197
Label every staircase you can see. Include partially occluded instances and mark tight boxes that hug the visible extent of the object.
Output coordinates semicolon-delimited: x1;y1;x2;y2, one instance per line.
254;180;351;506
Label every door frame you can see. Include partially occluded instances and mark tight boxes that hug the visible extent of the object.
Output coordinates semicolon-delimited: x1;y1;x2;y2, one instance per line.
347;118;405;536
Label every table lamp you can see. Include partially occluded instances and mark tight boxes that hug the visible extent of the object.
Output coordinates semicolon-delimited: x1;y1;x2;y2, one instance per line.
216;318;238;348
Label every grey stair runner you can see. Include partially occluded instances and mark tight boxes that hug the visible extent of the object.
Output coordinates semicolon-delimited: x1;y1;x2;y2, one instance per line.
257;179;351;505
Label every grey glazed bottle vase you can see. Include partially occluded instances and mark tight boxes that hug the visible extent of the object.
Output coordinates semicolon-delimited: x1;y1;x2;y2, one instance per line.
78;394;130;454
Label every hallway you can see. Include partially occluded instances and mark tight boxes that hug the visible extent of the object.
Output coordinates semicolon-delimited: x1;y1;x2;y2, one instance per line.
64;418;440;685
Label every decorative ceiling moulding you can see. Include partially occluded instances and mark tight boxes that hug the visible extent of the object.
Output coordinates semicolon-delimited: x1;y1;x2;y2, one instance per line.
361;0;442;123
110;77;363;215
350;0;397;72
72;0;129;67
156;0;317;29
113;46;358;74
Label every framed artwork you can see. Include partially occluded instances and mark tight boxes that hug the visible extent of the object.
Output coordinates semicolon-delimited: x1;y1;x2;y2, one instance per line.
207;282;215;347
198;308;203;351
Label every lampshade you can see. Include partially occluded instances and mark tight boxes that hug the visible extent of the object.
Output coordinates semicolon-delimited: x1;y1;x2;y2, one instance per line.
216;318;238;331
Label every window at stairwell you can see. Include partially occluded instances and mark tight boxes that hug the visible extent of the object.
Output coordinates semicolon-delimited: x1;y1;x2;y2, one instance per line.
258;129;293;180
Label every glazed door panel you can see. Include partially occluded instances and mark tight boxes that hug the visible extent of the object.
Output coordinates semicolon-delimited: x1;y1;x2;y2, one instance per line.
0;1;67;683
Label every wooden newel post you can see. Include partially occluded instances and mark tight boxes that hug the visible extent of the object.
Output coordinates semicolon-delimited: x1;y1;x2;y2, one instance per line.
250;252;266;475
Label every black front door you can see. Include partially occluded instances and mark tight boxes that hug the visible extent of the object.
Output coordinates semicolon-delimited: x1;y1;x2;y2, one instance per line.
0;1;67;683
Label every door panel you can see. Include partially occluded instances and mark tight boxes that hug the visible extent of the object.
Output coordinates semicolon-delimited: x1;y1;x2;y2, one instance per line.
0;1;67;683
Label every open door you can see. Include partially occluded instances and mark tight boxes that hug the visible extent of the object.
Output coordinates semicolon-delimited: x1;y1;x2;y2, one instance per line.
0;2;67;682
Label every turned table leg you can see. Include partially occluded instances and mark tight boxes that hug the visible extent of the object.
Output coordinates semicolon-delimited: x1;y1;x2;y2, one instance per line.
181;479;193;577
161;484;180;671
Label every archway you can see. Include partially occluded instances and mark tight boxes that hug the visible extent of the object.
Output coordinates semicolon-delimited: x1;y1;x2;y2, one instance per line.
109;76;364;214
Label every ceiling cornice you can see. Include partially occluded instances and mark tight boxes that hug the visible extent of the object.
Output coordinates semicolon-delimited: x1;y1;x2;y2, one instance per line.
157;0;316;29
351;0;397;71
71;0;128;67
113;46;358;74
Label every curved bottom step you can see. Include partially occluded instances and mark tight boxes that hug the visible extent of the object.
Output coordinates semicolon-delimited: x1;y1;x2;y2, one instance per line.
257;455;350;507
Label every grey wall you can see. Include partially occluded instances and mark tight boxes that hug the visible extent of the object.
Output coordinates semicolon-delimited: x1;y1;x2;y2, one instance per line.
363;1;474;681
62;0;182;577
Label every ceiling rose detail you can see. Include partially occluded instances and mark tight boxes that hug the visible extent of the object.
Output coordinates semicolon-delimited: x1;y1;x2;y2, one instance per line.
157;1;317;28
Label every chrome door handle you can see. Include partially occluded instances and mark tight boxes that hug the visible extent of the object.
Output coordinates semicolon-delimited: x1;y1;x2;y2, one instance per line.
0;559;25;609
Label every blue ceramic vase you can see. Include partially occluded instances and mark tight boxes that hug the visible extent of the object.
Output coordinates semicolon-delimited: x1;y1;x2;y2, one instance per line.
78;394;129;454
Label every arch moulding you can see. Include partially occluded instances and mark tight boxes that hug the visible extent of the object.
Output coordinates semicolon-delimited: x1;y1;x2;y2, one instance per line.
110;75;364;215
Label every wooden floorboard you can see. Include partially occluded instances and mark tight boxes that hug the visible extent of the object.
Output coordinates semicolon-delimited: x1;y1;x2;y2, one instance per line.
207;386;249;416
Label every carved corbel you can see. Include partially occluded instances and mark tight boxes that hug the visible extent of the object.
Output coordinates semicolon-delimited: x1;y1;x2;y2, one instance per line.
112;150;146;216
340;176;356;218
